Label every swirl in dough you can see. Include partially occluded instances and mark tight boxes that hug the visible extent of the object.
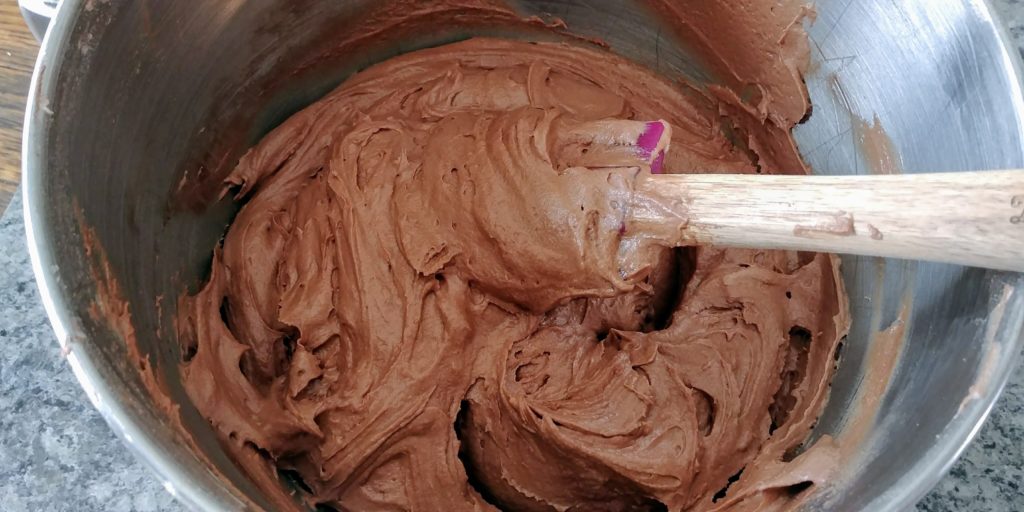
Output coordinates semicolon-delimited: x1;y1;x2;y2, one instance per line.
178;39;847;511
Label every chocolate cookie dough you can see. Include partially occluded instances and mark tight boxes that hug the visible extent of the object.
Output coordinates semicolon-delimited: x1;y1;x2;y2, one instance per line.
178;37;848;511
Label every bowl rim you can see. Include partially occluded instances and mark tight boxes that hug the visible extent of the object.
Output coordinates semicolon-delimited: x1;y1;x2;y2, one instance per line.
21;0;251;509
873;0;1024;509
20;0;1024;511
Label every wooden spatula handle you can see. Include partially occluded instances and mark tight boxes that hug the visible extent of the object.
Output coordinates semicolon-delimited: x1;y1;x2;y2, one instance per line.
635;170;1024;272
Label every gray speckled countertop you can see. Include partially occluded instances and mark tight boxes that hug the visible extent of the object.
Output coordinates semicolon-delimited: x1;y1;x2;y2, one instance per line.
3;4;1024;512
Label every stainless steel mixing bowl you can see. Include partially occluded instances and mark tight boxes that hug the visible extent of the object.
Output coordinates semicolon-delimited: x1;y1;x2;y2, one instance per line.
22;0;1024;510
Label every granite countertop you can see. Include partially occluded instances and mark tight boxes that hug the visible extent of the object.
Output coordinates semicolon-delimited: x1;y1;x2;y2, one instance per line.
3;4;1024;512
